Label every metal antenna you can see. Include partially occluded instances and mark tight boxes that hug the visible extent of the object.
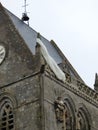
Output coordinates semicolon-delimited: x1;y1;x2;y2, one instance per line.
22;0;29;25
24;0;27;13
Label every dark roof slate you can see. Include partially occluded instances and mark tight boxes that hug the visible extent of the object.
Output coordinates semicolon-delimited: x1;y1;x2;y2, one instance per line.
2;5;84;83
6;9;63;64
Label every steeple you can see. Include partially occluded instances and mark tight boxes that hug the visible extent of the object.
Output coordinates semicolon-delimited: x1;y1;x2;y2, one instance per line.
22;0;29;25
94;73;98;92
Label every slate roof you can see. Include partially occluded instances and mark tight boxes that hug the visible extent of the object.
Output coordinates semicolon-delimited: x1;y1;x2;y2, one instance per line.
5;9;63;64
4;6;84;83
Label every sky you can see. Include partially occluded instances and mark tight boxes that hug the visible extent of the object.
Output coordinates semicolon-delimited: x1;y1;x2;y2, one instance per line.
1;0;98;89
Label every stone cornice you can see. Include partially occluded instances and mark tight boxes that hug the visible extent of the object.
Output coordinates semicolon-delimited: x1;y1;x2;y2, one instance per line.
45;68;98;108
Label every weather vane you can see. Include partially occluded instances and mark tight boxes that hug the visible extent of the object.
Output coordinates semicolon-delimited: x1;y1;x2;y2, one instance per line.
22;0;29;25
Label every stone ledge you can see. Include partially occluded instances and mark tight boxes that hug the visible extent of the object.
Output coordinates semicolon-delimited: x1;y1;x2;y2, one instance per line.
45;70;98;108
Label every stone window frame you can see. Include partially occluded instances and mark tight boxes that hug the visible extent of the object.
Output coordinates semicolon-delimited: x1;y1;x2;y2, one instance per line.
77;104;91;130
0;100;14;130
64;95;76;130
0;93;17;130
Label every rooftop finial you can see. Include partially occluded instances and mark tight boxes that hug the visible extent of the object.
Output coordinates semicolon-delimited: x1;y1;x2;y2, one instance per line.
22;0;29;25
94;73;98;92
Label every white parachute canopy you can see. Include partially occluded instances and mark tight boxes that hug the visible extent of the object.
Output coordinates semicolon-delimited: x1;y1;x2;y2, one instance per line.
37;38;66;83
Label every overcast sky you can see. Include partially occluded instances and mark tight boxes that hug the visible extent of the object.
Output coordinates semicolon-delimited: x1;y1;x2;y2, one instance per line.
1;0;98;89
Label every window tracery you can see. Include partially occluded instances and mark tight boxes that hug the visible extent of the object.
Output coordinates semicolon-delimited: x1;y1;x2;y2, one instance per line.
0;100;14;130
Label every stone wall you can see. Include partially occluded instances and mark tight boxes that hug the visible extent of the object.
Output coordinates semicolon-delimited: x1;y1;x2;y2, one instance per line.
0;75;41;130
43;74;98;130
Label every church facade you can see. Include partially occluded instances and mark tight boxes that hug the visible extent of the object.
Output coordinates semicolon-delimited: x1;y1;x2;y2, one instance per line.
0;3;98;130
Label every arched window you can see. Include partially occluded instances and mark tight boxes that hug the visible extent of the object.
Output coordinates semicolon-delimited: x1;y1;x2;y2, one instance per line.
64;97;76;130
54;96;76;130
77;104;91;130
0;100;14;130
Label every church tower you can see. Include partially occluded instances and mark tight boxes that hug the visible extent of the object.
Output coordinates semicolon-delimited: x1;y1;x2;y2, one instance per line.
0;3;98;130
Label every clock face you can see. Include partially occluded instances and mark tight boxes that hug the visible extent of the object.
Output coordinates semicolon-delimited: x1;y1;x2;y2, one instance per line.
0;45;6;64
